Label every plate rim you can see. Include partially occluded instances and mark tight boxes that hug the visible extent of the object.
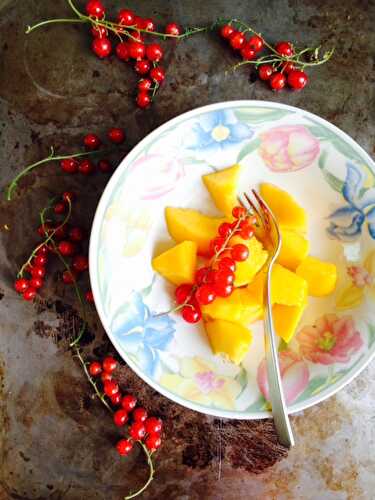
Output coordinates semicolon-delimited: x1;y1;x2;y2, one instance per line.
89;99;375;419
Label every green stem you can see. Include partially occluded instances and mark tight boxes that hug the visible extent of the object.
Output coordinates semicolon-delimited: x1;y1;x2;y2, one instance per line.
125;443;155;500
25;18;86;34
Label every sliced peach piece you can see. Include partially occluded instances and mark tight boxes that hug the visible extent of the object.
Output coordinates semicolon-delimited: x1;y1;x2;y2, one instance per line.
272;301;307;343
152;240;197;285
260;183;307;232
296;256;337;297
277;228;310;271
271;263;308;306
230;235;268;287
204;319;252;365
202;164;241;216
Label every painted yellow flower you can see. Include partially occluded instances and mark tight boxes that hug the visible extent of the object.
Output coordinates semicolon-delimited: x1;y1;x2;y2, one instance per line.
336;250;375;310
160;357;241;410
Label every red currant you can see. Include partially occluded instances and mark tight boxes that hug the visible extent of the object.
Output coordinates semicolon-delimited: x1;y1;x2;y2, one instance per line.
194;267;209;285
248;35;264;52
143;18;156;31
215;269;235;286
129;422;146;440
23;287;37;301
175;283;193;304
165;23;181;36
89;361;102;376
229;31;245;50
91;25;107;38
134;16;146;29
213;282;233;297
37;222;53;237
116;42;129;61
240;43;256;60
232;206;247;219
182;305;201;323
14;278;29;293
78;159;95;175
133;407;148;422
58;241;76;257
113;409;128;427
220;24;234;39
269;72;286;91
72;255;89;273
110;391;122;406
135;59;151;75
231;243;249;261
69;226;84;242
146;43;163;62
85;0;105;19
138;78;152;92
86;290;94;303
62;270;77;285
130;31;145;43
54;202;67;215
83;133;101;150
136;91;151;109
60;158;78;174
150;66;165;83
103;380;119;397
98;159;112;173
128;41;146;60
103;356;117;373
36;245;49;256
240;225;254;239
195;284;216;305
30;277;43;289
34;254;48;267
116;439;133;456
92;37;112;58
218;257;236;272
54;224;68;240
62;191;75;203
209;237;226;255
287;69;308;90
281;61;295;73
218;222;233;238
275;41;294;57
121;395;137;412
258;64;274;81
101;371;112;383
31;266;45;279
107;127;125;144
117;9;135;26
145;417;162;434
145;433;162;452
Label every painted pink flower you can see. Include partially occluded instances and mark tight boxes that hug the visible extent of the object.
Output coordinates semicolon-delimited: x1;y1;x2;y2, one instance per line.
257;351;309;405
129;153;185;200
347;265;373;288
259;125;320;172
195;371;225;394
297;314;363;365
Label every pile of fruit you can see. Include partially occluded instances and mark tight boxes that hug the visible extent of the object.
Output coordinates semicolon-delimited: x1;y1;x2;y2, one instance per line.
152;165;337;364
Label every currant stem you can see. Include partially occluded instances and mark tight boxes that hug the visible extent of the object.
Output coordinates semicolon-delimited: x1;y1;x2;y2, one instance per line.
25;18;86;34
124;443;155;500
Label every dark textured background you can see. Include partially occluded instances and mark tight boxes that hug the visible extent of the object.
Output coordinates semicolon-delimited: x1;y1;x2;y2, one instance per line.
1;1;375;499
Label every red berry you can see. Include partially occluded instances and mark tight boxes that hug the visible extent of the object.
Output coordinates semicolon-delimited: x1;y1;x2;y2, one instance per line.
220;24;234;39
175;283;193;304
103;356;117;373
194;267;209;285
215;269;235;286
195;284;216;305
86;290;94;303
79;159;95;175
89;361;102;376
110;391;122;406
232;206;247;219
231;243;249;261
134;16;146;29
107;127;125;144
54;202;67;215
240;43;256;60
114;409;128;427
165;23;181;36
121;394;137;412
146;43;163;62
145;433;162;452
98;159;112;173
72;255;89;273
62;191;75;203
117;9;135;26
60;158;78;174
209;237;226;255
69;226;84;242
101;371;112;383
116;439;133;456
83;133;101;150
33;254;48;267
36;245;49;256
133;407;148;422
218;222;233;238
135;59;151;75
130;31;145;43
31;266;45;279
116;42;129;61
258;64;274;81
240;225;254;240
136;91;151;109
58;240;76;257
229;31;245;50
85;0;105;18
275;41;294;57
54;224;68;240
91;25;107;38
128;41;146;60
213;282;233;298
150;66;165;83
145;417;162;434
30;277;43;289
104;380;119;397
281;61;296;73
138;78;152;92
182;305;201;323
92;37;112;58
62;270;77;285
287;69;308;90
23;287;37;301
143;18;156;31
248;35;264;52
129;422;146;440
269;72;286;91
218;257;236;272
14;278;29;294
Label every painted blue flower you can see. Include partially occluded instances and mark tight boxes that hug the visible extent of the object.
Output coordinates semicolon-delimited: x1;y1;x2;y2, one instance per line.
327;162;375;241
112;292;175;377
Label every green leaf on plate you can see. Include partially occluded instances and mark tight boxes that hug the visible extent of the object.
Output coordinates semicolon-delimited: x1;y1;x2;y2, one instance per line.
235;365;248;390
244;395;268;412
305;124;332;140
318;150;344;193
234;108;292;124
141;275;156;298
368;323;375;349
295;375;328;403
237;137;261;162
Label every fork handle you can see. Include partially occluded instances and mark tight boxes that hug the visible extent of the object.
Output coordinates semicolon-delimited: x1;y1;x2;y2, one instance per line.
264;271;295;448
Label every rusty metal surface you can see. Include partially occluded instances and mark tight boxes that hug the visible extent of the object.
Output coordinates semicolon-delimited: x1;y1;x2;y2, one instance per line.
1;1;375;499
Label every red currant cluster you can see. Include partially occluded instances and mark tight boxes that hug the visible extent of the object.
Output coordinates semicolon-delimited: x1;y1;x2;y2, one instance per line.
175;206;256;324
89;356;163;455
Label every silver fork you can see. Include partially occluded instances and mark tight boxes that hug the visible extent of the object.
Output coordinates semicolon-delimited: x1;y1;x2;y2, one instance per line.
239;188;295;448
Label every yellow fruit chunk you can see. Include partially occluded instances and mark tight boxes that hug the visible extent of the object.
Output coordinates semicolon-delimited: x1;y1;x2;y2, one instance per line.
165;207;224;256
202;288;262;327
152;241;197;285
202;164;241;216
277;228;310;271
296;256;337;297
205;319;252;365
230;235;268;287
260;183;307;232
271;263;308;306
272;302;307;343
246;270;266;307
